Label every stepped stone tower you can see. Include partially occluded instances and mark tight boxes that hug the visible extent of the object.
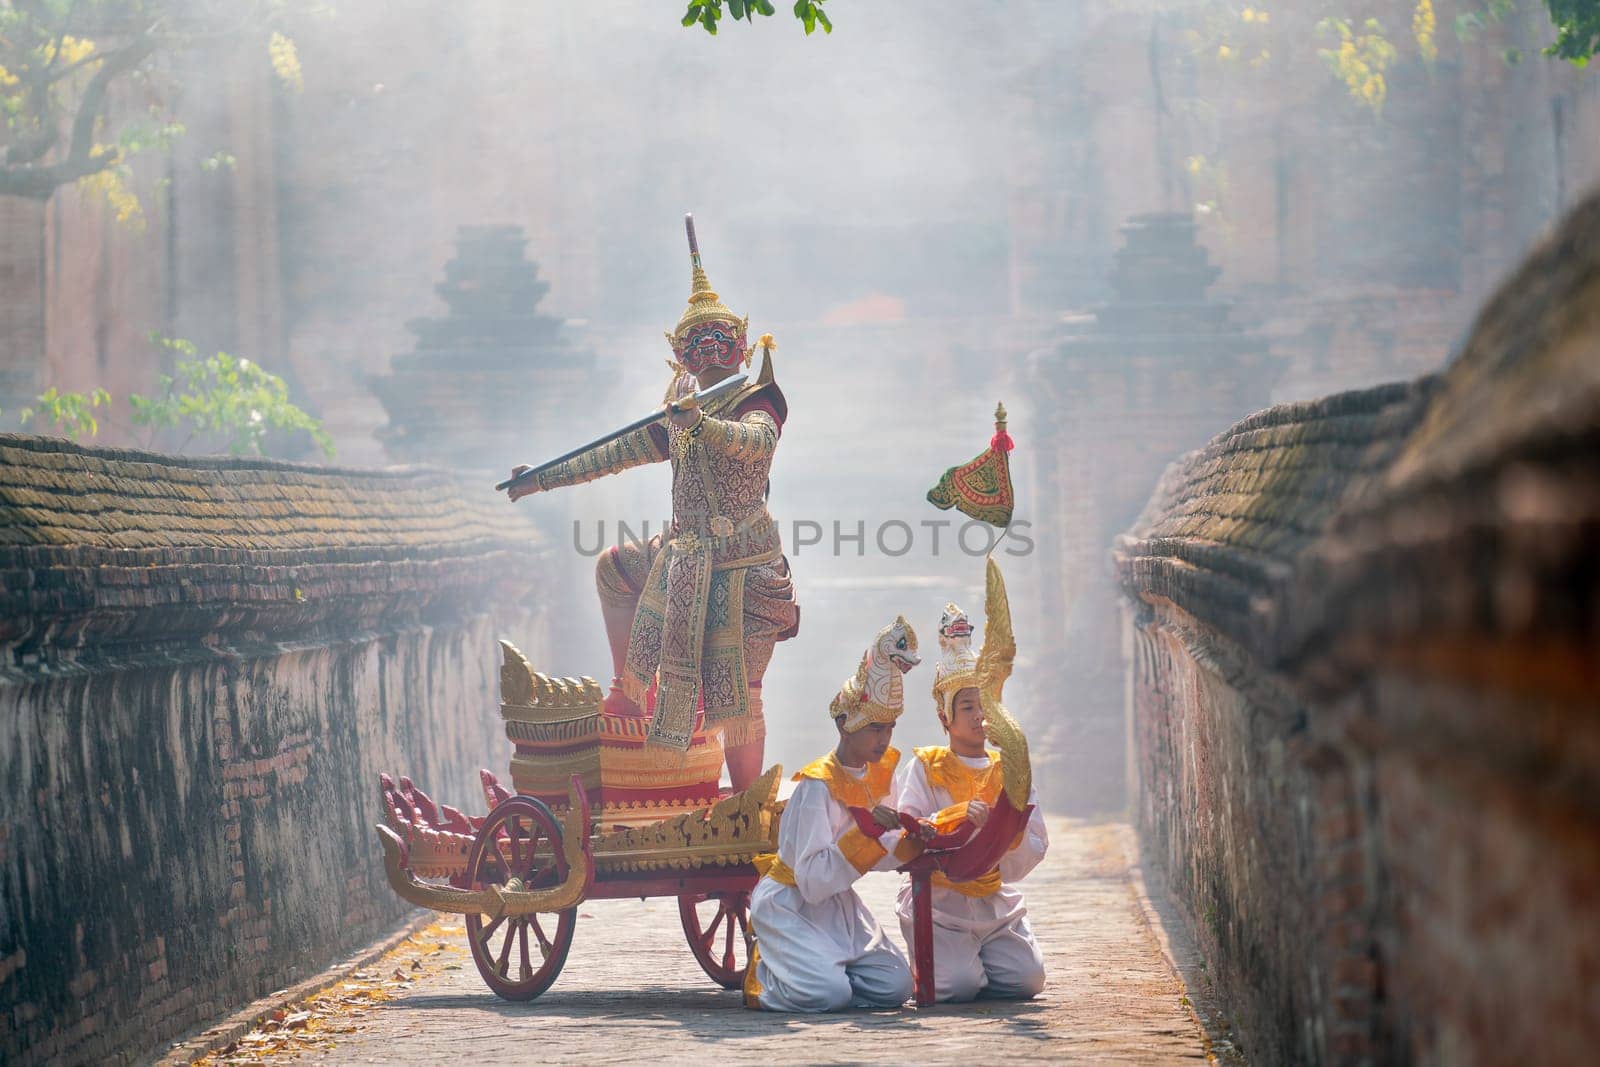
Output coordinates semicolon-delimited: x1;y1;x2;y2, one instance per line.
373;225;598;470
1027;211;1280;812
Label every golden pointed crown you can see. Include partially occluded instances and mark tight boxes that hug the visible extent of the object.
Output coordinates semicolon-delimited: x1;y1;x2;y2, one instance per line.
931;603;980;724
672;214;747;344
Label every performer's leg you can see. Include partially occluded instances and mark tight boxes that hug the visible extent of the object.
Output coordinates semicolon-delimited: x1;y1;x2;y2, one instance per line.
600;596;637;677
723;684;765;791
724;558;795;789
595;545;647;715
845;939;913;1009
977;915;1046;1000
899;914;985;1003
745;918;853;1013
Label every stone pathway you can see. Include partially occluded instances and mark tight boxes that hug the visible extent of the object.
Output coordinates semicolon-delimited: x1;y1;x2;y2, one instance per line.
229;819;1212;1065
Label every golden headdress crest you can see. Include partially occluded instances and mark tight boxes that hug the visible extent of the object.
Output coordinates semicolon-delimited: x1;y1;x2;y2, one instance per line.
830;616;921;733
927;402;1016;527
668;214;749;372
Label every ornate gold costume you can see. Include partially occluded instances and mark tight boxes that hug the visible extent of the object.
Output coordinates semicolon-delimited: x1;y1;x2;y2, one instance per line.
531;223;797;753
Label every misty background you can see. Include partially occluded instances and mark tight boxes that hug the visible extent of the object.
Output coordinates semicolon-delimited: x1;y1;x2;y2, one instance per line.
3;0;1596;809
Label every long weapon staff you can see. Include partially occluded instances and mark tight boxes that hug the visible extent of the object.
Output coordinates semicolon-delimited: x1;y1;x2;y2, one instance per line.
494;372;748;493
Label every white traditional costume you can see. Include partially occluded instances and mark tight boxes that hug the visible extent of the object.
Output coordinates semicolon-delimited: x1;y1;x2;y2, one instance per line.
744;618;923;1012
891;599;1048;1002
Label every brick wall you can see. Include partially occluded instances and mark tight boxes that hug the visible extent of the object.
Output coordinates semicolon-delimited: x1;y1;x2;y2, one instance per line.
1029;349;1285;813
1118;381;1424;1063
0;436;552;1065
1115;192;1600;1064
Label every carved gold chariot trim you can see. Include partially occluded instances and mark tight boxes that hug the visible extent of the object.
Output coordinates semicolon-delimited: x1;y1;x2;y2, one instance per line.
588;763;782;873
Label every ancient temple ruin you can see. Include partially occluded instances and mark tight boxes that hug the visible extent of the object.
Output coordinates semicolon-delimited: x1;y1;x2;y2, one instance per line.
1027;211;1278;812
372;226;597;470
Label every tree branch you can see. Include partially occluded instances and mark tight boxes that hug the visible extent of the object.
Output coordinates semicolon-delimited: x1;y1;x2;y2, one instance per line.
0;36;154;199
46;48;120;86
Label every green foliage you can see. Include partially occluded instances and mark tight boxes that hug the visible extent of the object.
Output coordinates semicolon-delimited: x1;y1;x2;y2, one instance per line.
681;0;829;35
8;339;333;458
130;336;335;458
17;386;112;438
117;117;187;155
1453;0;1516;43
1316;16;1398;113
1543;0;1600;61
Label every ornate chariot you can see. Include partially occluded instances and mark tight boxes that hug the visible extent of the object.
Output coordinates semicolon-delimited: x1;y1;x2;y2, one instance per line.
376;641;782;1000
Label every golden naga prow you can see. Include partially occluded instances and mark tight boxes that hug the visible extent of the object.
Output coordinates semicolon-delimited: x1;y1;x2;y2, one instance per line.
375;785;592;920
975;555;1031;809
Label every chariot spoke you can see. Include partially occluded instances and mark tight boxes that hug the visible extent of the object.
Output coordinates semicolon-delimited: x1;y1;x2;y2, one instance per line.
518;919;532;979
495;919;517;977
530;828;550;880
721;905;737;971
700;901;725;947
477;913;507;946
532;914;554;959
506;817;524;870
697;918;720;953
532;857;559;888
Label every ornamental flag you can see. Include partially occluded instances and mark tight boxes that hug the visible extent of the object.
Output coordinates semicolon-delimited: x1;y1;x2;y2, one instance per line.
926;402;1016;528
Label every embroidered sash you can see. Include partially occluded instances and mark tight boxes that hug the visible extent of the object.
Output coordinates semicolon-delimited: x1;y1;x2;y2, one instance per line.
626;511;781;750
917;746;1007;898
754;750;902;884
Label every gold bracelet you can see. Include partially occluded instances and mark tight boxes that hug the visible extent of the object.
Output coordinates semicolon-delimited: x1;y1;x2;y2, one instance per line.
687;410;707;438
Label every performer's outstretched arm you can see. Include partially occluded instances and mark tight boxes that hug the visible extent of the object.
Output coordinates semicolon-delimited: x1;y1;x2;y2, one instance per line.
527;424;668;493
696;408;779;462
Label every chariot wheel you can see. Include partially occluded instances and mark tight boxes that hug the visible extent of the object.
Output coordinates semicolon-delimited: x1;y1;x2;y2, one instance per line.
464;796;576;1001
678;890;751;989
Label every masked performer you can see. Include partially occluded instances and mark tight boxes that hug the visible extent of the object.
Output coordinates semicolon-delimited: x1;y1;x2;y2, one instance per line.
744;618;925;1013
507;217;797;789
892;581;1048;1002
